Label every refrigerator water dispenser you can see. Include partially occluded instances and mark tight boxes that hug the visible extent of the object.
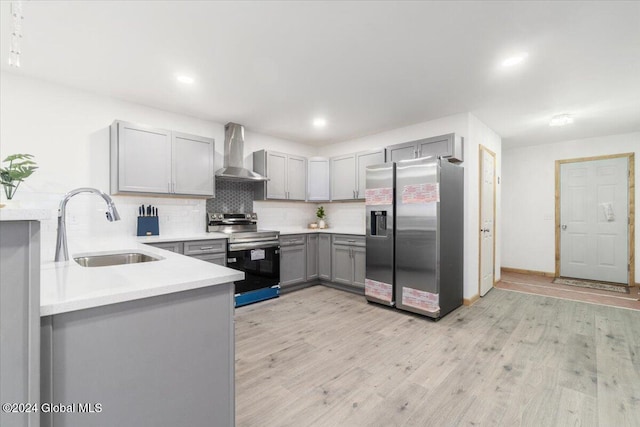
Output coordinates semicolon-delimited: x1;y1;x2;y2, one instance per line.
370;210;388;237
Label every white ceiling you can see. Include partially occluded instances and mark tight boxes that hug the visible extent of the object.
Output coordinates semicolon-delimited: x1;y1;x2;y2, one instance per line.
1;1;639;148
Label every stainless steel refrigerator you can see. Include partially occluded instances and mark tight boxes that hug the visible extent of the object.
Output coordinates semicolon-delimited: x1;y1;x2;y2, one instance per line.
365;157;464;319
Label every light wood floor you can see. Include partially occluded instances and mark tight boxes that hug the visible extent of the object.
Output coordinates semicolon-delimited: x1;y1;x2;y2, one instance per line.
235;285;640;427
497;271;640;311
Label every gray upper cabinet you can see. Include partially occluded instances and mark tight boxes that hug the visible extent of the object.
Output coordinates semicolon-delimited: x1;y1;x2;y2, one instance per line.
307;157;331;201
287;155;307;200
386;133;463;163
386;144;416;162
356;150;385;199
330;154;357;200
254;150;307;201
110;120;214;197
331;150;384;200
172;132;215;196
112;121;172;194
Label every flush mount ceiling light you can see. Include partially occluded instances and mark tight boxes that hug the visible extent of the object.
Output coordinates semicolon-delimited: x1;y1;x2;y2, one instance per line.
549;114;574;127
312;118;327;128
501;52;528;68
176;75;195;84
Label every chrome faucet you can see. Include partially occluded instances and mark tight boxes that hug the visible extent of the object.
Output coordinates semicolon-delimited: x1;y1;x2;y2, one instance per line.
54;187;121;262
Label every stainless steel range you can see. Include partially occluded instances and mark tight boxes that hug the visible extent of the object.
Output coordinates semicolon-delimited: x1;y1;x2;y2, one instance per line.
207;212;280;306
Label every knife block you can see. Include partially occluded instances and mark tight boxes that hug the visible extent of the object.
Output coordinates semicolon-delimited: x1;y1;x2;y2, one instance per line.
137;217;159;236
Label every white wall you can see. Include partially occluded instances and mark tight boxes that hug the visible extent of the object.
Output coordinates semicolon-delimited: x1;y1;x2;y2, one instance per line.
502;132;640;282
320;113;469;157
317;112;502;300
0;72;313;260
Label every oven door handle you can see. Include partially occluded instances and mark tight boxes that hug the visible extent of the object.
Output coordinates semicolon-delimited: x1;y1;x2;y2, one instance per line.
228;241;280;251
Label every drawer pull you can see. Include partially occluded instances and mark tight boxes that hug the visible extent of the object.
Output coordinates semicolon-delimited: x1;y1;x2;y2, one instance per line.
200;246;214;250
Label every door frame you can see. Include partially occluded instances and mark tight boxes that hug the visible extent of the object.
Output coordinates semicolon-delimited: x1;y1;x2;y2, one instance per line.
554;152;635;285
478;145;497;296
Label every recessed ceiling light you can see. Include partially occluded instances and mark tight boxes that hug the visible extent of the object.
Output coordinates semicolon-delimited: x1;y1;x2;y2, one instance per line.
501;52;528;67
549;114;574;127
176;75;195;84
313;118;327;128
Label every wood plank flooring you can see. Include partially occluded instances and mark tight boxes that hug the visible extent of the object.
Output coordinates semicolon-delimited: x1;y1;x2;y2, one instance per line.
235;286;640;427
497;271;640;311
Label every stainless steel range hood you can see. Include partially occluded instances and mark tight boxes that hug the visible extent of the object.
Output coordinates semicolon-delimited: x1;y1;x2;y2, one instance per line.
215;122;268;182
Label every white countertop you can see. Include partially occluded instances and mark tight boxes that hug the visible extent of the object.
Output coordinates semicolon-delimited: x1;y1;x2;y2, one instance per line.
0;208;50;221
136;231;228;243
134;228;366;239
40;236;243;316
278;227;365;236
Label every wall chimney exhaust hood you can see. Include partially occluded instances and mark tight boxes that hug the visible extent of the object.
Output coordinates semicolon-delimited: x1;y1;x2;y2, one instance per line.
215;122;268;182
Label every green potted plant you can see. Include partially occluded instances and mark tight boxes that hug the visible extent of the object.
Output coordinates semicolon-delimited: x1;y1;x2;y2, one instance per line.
316;205;327;229
0;153;38;204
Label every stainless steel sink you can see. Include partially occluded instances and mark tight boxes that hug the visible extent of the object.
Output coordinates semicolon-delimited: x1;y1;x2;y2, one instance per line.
74;252;161;267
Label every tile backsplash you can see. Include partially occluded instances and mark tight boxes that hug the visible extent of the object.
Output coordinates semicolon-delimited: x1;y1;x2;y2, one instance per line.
254;200;365;231
14;190;208;262
206;180;256;213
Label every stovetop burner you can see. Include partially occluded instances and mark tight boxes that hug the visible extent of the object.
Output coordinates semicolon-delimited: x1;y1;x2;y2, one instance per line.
207;212;279;242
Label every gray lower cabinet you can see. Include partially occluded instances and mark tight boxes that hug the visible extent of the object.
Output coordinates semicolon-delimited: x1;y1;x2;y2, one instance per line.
40;284;234;427
331;244;353;286
147;241;184;253
318;234;332;280
0;220;40;427
331;235;366;290
306;234;318;281
280;234;307;288
191;252;226;265
352;246;366;288
145;238;226;266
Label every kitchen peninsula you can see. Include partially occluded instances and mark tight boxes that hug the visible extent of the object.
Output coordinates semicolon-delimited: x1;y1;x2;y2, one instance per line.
39;236;243;427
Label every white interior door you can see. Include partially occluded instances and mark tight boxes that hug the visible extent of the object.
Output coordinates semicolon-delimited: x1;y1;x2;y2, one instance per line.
480;147;495;296
560;157;628;283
